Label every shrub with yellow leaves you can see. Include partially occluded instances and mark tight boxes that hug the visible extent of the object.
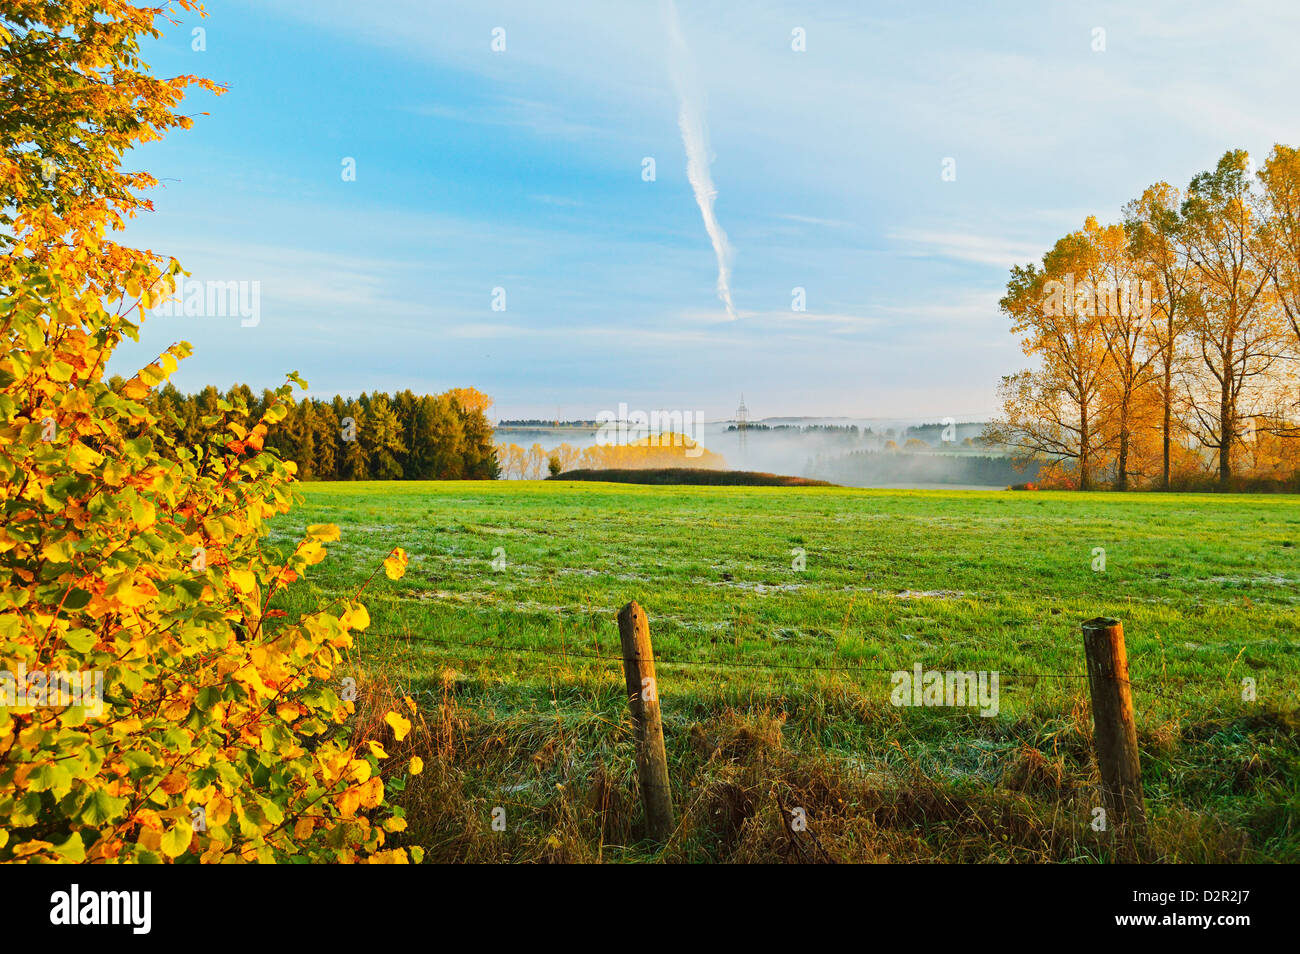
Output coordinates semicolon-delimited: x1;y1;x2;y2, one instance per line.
0;1;419;863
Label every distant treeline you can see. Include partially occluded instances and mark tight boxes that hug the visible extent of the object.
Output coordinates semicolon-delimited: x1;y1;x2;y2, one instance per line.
497;419;597;427
132;381;499;480
810;450;1039;487
553;468;834;487
725;421;994;447
727;423;865;436
906;421;988;443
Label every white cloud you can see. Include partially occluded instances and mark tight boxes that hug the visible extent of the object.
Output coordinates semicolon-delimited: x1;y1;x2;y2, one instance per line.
889;229;1045;270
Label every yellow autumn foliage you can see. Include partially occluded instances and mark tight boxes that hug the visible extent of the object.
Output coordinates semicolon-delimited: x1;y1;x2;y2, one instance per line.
0;1;420;863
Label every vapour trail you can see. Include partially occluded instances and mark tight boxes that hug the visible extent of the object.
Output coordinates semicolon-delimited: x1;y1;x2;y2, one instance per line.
663;0;737;319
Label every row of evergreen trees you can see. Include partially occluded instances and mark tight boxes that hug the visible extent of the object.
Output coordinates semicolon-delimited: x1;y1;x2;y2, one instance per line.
130;381;499;480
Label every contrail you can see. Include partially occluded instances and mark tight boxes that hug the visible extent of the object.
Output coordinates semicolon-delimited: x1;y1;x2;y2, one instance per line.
663;0;737;319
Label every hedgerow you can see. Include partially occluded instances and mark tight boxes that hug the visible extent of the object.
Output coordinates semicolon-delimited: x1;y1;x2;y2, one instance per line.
0;0;419;863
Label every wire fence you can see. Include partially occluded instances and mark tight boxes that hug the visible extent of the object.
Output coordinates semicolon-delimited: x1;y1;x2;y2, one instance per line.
353;625;1181;838
326;543;1285;716
356;626;1237;709
345;617;1298;860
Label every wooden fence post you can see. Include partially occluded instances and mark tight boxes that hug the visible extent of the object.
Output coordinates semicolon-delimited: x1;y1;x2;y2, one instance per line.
617;600;675;842
1082;617;1146;858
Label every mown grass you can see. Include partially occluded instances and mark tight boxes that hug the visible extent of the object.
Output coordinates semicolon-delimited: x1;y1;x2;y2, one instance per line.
270;481;1300;862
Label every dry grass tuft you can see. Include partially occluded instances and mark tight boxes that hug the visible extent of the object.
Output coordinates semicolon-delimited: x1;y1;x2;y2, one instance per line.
342;658;1288;863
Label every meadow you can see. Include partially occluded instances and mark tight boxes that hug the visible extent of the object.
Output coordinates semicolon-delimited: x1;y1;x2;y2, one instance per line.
270;481;1300;863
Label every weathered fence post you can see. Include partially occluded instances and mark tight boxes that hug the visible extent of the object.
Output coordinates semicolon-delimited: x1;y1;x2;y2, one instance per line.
1082;617;1146;858
617;600;675;842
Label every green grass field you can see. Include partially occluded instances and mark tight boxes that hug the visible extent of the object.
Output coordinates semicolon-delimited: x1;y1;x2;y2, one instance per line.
270;481;1300;862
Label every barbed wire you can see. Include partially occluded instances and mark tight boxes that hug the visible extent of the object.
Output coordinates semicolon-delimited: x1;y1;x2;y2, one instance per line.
351;626;1277;838
357;628;1223;706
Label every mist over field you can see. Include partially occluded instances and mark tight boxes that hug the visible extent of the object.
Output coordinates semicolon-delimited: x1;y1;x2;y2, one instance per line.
494;416;1031;487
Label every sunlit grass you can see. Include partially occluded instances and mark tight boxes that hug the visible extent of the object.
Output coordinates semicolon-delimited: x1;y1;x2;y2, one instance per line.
271;481;1300;861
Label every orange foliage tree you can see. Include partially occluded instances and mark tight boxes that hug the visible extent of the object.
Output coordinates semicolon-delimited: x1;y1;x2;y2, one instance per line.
993;150;1300;489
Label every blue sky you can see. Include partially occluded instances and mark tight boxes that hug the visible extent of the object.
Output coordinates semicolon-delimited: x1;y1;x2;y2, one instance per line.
109;0;1300;421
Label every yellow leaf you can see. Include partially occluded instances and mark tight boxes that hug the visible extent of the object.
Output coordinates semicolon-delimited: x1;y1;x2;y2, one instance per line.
228;568;256;594
118;581;159;609
383;547;408;580
160;822;192;859
13;840;53;858
318;750;350;784
200;843;226;865
300;540;326;566
365;848;409;864
121;378;149;400
408;756;424;776
341;603;370;632
161;697;191;721
136;825;162;856
335;788;361;818
384;711;411;742
366;740;389;759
